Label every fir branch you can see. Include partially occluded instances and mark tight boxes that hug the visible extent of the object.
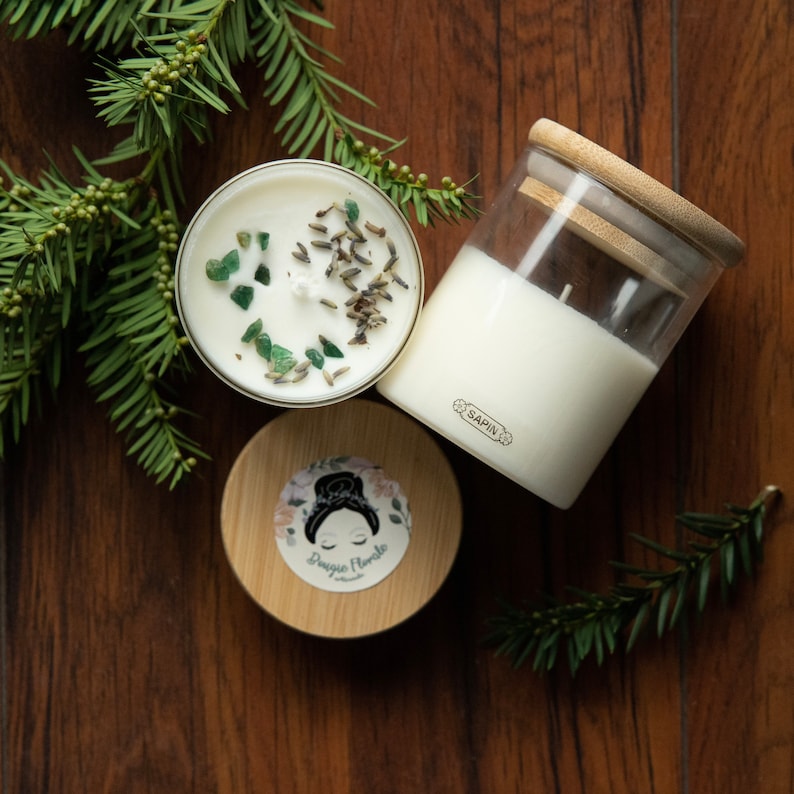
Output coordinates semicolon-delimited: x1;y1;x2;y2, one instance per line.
250;0;481;223
87;0;479;225
485;486;782;675
0;159;123;454
333;133;481;226
0;156;206;485
252;0;383;158
80;201;206;487
1;157;134;295
89;24;242;156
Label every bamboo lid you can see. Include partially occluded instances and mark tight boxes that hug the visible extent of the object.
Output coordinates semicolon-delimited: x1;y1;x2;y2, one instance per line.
528;119;745;268
221;399;462;637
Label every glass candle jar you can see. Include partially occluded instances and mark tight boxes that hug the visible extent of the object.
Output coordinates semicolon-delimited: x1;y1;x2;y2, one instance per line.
175;160;424;407
377;119;745;509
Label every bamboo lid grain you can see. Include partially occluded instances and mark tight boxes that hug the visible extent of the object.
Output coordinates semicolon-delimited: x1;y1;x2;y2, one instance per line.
528;119;745;268
221;399;462;637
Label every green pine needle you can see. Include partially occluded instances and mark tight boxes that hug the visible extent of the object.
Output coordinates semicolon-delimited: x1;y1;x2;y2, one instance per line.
484;486;781;675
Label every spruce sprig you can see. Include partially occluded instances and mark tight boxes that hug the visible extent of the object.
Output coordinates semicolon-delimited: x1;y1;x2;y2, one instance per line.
85;0;480;218
0;152;204;482
0;157;124;456
485;486;781;675
79;199;206;487
333;133;480;226
255;0;391;158
89;6;245;158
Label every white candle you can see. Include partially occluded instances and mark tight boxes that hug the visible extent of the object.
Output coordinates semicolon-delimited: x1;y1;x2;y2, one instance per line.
176;160;423;407
377;245;659;508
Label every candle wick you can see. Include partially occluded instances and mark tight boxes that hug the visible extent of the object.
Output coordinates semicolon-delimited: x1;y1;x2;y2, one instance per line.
290;272;320;300
559;283;573;304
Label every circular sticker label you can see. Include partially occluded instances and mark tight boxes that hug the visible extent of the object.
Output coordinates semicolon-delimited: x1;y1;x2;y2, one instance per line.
274;456;412;593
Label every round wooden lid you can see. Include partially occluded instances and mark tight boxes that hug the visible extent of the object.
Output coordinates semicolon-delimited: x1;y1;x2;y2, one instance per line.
221;399;462;637
528;119;745;268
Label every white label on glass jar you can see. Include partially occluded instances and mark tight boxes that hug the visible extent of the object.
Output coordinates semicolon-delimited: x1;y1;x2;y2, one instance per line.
274;456;412;593
453;399;514;446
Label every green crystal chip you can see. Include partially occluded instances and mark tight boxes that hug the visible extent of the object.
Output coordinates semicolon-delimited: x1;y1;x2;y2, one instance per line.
257;232;270;251
305;348;324;369
205;258;228;281
254;264;271;285
271;344;293;361
241;318;263;343
236;231;251;249
322;339;344;358
230;285;254;309
222;249;241;273
255;333;272;359
344;199;360;222
273;356;298;375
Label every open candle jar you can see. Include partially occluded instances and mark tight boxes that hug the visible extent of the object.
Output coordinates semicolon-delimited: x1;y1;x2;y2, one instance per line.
377;119;745;509
175;159;423;408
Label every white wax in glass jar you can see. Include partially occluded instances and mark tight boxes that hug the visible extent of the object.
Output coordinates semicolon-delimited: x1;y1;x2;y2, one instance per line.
377;245;659;508
176;161;423;407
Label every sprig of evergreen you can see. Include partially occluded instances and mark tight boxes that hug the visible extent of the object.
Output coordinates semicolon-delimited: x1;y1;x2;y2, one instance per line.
334;134;480;226
0;151;203;483
0;0;479;485
256;0;389;157
0;157;125;455
485;486;781;675
78;195;206;487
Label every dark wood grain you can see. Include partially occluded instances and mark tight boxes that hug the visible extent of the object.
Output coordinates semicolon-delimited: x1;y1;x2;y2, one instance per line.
677;2;794;792
2;1;792;792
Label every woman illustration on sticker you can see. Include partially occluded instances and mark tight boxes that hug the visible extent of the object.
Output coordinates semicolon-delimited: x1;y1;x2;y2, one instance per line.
304;471;380;551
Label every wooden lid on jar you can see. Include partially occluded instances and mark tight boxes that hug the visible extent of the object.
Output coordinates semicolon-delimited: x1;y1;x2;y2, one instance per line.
528;118;745;268
221;399;462;638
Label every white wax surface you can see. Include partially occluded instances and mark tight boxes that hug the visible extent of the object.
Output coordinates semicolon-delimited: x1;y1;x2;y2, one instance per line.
377;245;659;508
176;161;422;406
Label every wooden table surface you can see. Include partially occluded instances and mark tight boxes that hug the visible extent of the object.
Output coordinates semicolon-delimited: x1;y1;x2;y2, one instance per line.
2;1;792;792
